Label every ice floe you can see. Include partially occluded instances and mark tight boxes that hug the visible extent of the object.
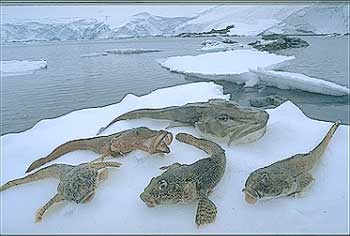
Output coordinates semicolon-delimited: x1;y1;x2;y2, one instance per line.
1;60;47;77
250;68;350;96
1;82;348;234
160;50;294;84
80;53;103;58
104;48;161;54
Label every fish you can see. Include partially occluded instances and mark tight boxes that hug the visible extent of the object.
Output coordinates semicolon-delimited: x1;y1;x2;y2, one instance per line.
97;99;269;145
243;120;341;204
140;132;226;226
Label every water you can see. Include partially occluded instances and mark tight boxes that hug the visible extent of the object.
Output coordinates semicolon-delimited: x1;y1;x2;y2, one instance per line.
1;36;349;135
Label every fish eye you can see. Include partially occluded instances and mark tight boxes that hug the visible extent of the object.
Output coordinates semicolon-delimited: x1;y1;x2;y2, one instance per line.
217;114;229;122
158;180;168;190
259;172;270;183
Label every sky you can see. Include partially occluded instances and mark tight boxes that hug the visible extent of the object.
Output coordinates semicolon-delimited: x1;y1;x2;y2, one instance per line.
2;5;214;26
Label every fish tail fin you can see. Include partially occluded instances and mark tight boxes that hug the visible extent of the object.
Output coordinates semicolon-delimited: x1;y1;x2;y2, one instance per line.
26;137;107;173
309;120;341;161
175;133;224;156
96;107;179;135
1;164;63;192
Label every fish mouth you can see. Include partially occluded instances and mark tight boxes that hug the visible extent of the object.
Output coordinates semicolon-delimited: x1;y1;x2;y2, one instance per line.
242;187;260;204
151;131;173;154
140;192;158;208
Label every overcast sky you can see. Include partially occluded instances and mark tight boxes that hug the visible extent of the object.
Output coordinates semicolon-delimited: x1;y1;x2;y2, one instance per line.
2;5;214;26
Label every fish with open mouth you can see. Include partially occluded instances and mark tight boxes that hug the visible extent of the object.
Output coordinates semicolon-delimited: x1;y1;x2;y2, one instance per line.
140;132;226;226
243;121;341;204
26;127;173;173
97;99;269;145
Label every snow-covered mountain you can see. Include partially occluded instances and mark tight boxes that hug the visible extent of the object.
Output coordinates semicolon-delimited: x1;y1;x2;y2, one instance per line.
1;19;114;42
173;5;307;36
1;13;192;42
262;5;349;35
2;5;349;42
113;12;192;37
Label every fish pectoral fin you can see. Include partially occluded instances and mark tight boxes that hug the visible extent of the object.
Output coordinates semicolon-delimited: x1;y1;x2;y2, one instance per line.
165;121;189;129
289;173;315;197
296;172;314;191
98;169;109;182
35;193;64;223
195;193;217;227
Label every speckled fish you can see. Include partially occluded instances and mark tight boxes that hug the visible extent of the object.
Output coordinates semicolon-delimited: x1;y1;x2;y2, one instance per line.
140;133;226;226
97;99;269;145
243;121;341;204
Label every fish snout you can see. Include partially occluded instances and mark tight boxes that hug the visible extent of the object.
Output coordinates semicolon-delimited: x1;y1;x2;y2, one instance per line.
140;192;157;208
242;188;258;204
163;131;173;145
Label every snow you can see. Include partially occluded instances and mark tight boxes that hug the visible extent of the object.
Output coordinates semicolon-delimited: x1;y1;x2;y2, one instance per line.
160;50;294;84
104;48;161;54
250;68;350;96
174;5;306;36
264;5;349;35
1;60;47;77
1;82;348;234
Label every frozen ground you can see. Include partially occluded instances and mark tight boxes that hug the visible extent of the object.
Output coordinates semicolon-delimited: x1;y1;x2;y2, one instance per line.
250;68;350;96
1;82;348;234
1;60;47;77
160;50;294;84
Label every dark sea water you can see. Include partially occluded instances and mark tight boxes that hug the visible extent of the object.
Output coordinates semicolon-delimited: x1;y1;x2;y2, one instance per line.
1;36;349;135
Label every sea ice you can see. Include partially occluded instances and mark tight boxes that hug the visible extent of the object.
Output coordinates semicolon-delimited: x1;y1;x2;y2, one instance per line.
80;53;102;58
250;68;350;96
1;60;48;77
104;48;161;54
1;82;348;234
160;50;294;84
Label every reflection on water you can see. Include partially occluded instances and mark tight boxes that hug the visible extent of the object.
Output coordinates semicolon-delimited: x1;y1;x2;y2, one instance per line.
1;36;349;135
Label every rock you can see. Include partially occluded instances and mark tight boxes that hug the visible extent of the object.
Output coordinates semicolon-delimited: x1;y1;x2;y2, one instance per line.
249;95;287;108
248;34;309;53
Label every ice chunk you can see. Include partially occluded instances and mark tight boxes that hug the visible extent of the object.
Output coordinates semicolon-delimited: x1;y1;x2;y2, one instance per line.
80;53;101;58
1;82;348;234
1;60;47;77
250;68;350;96
104;48;161;54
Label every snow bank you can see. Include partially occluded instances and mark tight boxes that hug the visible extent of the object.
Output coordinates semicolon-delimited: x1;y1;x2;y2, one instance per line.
1;60;47;77
1;82;348;234
104;48;161;54
160;50;294;84
251;68;350;96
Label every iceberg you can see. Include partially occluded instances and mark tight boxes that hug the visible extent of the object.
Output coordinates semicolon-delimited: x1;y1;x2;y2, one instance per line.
104;48;161;55
250;68;350;96
1;60;47;77
160;50;294;84
1;82;348;234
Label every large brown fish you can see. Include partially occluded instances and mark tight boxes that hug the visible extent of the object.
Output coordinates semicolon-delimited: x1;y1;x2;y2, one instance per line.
97;99;269;145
